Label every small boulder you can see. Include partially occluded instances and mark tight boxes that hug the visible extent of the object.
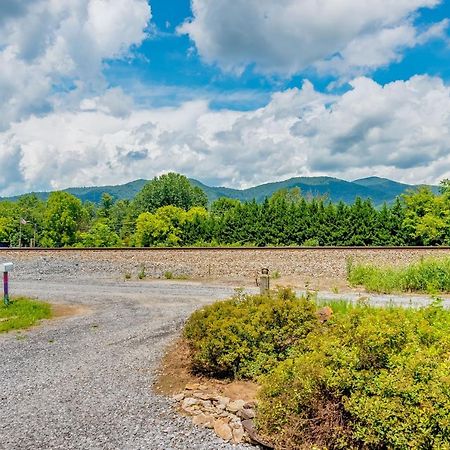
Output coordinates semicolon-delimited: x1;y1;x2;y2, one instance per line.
316;306;333;323
172;393;185;402
216;396;230;407
238;408;256;420
182;397;198;410
226;399;246;413
232;424;245;444
193;413;215;429
214;419;233;441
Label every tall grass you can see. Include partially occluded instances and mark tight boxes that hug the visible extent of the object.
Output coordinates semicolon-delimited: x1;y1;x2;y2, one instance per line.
0;297;52;332
348;257;450;294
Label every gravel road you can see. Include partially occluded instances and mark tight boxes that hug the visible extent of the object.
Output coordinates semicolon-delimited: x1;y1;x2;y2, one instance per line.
0;279;253;450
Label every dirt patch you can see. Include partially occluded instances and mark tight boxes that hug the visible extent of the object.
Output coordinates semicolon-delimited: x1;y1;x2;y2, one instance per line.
51;304;91;319
154;337;259;403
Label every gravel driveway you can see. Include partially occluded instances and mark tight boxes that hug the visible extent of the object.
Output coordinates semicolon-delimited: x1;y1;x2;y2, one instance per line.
0;279;252;450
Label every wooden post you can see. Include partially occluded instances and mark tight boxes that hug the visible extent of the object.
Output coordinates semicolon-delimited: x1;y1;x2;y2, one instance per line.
260;268;270;296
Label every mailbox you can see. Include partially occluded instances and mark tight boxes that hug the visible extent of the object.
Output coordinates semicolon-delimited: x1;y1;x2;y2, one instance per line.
2;262;13;272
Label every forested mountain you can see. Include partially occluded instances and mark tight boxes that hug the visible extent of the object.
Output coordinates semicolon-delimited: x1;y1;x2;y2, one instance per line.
0;173;448;248
1;176;437;206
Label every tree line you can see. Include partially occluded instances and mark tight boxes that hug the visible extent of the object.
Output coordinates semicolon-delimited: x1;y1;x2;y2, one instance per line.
0;173;449;248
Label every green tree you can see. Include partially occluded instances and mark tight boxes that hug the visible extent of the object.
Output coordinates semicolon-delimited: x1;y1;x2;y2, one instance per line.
133;205;187;247
41;192;83;247
98;193;114;219
402;187;447;245
133;173;208;214
77;222;120;247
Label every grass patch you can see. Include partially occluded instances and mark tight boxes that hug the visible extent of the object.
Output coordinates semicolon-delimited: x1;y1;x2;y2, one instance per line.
0;297;52;333
348;257;450;294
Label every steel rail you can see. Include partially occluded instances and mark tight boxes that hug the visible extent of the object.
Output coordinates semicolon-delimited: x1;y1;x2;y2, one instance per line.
2;246;450;251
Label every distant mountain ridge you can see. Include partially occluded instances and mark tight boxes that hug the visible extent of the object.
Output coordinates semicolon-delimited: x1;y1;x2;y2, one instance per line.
0;176;439;206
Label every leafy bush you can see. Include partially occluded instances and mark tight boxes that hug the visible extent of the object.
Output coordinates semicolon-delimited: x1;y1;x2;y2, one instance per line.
184;288;318;379
257;301;450;449
348;257;450;293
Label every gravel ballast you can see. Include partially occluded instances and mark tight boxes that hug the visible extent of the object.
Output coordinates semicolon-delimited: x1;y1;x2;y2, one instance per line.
2;248;450;283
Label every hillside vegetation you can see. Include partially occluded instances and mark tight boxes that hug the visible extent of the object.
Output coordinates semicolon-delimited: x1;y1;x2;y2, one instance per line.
1;175;438;205
0;172;449;248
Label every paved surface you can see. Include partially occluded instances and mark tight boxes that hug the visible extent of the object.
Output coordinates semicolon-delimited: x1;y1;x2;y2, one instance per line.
0;279;252;450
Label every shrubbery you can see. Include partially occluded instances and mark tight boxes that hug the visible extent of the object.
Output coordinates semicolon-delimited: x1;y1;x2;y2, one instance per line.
184;288;318;378
184;291;450;449
348;257;450;293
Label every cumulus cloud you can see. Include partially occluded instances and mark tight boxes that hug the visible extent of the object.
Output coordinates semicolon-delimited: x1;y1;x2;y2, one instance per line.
1;75;450;196
0;0;151;129
178;0;446;77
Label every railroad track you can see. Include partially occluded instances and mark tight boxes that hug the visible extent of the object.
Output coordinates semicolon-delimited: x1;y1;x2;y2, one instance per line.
2;246;450;251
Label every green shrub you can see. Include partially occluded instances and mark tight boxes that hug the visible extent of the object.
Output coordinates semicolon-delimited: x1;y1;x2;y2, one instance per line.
257;301;450;449
184;288;318;379
348;257;450;293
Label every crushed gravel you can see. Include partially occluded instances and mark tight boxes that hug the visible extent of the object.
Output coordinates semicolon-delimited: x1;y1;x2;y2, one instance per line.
0;278;254;450
3;248;450;283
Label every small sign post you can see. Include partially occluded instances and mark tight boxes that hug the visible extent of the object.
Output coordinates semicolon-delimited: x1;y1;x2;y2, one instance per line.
2;263;13;306
260;268;270;296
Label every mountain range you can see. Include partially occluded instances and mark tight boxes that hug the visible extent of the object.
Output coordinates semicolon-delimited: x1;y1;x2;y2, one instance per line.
1;176;439;206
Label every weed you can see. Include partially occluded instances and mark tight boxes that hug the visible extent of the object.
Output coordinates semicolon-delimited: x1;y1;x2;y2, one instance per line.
124;271;132;280
164;271;189;280
348;257;450;294
138;265;146;280
270;270;281;279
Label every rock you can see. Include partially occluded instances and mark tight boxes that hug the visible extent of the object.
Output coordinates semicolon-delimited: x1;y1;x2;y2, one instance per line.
185;383;201;390
181;397;198;410
192;413;214;429
238;407;256;420
193;392;213;401
216;396;230;407
242;419;274;448
244;401;257;409
226;399;246;413
316;306;333;323
172;393;185;402
213;419;233;441
232;424;245;444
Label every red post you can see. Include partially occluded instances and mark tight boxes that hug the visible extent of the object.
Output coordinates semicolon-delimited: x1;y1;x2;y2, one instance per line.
3;271;9;306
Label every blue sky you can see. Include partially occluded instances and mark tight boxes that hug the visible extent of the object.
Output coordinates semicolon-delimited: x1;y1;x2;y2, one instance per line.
106;0;450;109
0;0;450;195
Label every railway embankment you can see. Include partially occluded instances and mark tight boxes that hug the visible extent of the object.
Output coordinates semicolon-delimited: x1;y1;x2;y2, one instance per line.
2;247;450;288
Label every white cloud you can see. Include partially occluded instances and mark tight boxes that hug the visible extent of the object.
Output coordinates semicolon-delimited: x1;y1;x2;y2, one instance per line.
178;0;446;77
0;0;151;129
1;75;450;196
